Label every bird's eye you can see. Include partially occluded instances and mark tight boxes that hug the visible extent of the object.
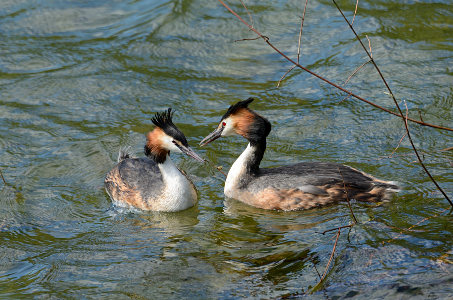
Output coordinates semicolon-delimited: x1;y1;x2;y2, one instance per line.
222;122;226;127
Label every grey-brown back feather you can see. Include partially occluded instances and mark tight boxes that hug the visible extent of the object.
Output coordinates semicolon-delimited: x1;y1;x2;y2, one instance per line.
247;162;397;194
117;157;164;201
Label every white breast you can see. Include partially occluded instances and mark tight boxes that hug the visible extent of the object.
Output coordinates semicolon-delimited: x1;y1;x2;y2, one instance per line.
157;156;197;212
224;143;253;198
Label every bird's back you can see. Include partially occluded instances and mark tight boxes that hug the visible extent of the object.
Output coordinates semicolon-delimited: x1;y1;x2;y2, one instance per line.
105;157;164;209
234;161;398;211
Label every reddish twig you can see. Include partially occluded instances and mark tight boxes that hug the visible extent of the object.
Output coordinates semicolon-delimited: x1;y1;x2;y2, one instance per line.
332;0;451;206
217;0;453;132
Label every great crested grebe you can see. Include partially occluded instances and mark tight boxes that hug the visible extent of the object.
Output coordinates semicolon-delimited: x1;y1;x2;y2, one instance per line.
200;98;398;211
105;108;204;212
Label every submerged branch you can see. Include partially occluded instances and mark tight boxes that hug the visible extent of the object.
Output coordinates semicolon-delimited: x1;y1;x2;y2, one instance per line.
0;168;6;186
312;228;341;292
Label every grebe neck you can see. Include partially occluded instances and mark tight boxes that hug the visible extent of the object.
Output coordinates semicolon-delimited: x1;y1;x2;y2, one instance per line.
157;155;195;211
224;139;266;196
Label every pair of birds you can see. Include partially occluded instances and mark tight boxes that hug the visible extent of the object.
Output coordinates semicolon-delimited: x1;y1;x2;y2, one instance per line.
105;98;398;212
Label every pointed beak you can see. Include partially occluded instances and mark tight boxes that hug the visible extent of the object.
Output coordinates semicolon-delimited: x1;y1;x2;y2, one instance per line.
177;144;205;162
200;126;223;147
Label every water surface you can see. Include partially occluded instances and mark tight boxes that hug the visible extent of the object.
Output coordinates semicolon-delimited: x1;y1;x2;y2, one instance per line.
0;0;452;298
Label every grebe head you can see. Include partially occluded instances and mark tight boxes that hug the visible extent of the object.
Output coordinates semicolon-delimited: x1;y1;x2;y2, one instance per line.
200;98;271;146
145;108;204;163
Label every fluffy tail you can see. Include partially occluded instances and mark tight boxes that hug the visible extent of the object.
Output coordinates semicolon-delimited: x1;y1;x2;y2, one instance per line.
117;146;133;163
374;180;400;193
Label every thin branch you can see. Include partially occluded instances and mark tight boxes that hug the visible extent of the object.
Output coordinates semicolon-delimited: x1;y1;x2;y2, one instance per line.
312;228;341;291
389;132;407;158
313;264;322;280
0;168;6;186
321;228;340;279
418;109;424;123
204;159;227;178
234;36;261;42
239;0;254;29
343;60;371;86
382;207;450;245
366;34;373;58
341;36;372;91
321;224;354;235
277;0;309;87
388;100;409;158
217;0;453;132
297;0;309;63
351;0;359;25
277;65;296;87
338;168;358;223
332;0;451;206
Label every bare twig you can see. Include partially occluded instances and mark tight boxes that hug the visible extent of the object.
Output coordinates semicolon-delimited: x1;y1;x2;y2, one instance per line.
204;159;227;178
343;60;371;86
313;264;322;280
382;207;450;245
389;132;407;158
312;228;341;291
332;0;452;206
217;0;453;132
321;224;354;235
418;109;424;123
277;0;309;87
239;0;254;29
0;168;6;185
234;36;261;42
366;34;373;58
388;101;409;158
277;65;296;87
297;0;309;63
322;228;340;279
340;35;372;94
338;168;358;223
440;147;453;152
351;0;359;25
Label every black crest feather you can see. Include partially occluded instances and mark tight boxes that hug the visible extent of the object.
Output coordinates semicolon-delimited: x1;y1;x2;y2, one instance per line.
150;108;188;146
151;108;175;129
221;97;254;120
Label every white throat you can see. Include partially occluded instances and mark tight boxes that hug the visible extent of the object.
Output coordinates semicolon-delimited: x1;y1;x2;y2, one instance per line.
157;156;196;211
224;143;254;198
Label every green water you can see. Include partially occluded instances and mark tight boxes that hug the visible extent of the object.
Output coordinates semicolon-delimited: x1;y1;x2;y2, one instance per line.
0;0;452;298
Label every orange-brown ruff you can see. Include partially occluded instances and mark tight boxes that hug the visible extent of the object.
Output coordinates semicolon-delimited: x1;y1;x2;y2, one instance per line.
105;109;203;212
200;98;398;211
